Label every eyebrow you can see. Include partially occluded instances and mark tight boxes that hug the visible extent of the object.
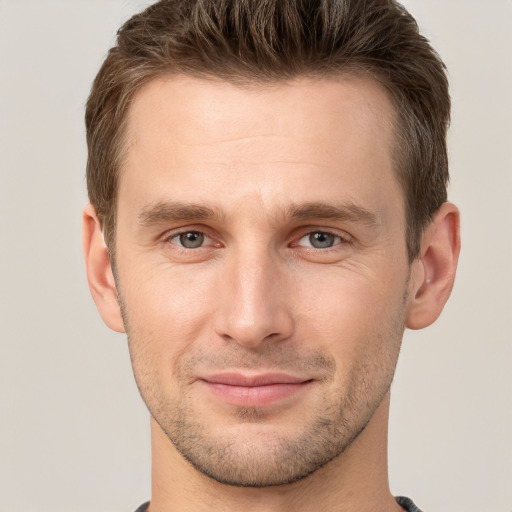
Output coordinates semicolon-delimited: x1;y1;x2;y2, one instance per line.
137;200;379;228
286;202;379;226
137;201;225;227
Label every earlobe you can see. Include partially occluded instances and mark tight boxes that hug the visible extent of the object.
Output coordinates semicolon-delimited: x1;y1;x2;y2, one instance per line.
406;202;461;330
82;203;125;333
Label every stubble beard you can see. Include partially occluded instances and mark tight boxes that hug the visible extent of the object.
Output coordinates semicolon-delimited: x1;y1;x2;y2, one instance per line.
153;380;381;487
125;332;404;488
118;279;409;488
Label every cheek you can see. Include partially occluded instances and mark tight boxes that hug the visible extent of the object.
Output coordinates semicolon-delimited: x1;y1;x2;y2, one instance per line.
121;259;216;326
293;264;407;363
119;262;218;380
119;249;408;380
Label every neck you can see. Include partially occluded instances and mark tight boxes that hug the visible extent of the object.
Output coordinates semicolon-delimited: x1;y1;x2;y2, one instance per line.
147;392;400;512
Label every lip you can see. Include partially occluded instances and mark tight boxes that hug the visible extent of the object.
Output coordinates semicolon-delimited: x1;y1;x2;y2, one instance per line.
199;372;313;407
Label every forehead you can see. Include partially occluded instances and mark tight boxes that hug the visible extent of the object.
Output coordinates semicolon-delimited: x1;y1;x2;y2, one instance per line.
119;74;402;222
125;73;395;155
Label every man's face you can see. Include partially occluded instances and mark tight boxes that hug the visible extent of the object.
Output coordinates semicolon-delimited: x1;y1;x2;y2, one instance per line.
114;75;412;486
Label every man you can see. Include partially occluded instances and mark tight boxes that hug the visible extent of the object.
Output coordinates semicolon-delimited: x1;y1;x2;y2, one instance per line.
82;0;460;510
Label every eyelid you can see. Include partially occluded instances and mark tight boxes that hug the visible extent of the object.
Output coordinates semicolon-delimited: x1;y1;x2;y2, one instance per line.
171;231;210;246
291;228;352;247
163;226;220;248
160;225;351;251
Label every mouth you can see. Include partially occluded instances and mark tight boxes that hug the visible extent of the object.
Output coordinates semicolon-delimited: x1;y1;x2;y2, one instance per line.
199;372;314;407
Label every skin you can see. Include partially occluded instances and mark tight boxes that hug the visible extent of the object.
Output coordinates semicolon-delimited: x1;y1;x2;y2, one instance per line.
83;74;460;512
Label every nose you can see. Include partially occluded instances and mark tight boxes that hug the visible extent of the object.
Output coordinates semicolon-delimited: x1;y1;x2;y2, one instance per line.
214;250;294;349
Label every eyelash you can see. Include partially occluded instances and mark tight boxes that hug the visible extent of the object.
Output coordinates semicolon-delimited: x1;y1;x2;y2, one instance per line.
165;230;218;250
164;228;351;251
292;231;350;250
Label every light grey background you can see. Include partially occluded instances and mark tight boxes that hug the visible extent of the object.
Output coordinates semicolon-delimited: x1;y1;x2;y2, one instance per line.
0;1;510;511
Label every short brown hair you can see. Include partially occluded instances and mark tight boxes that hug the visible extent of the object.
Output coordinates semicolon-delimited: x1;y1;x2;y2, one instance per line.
86;0;450;261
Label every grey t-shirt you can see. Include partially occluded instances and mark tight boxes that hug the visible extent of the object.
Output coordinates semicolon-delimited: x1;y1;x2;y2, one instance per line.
135;496;423;511
396;496;424;512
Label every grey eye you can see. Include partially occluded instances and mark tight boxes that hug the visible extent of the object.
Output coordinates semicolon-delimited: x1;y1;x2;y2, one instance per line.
307;232;337;248
178;231;205;248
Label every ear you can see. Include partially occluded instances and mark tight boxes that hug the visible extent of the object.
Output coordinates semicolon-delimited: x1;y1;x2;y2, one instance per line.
406;202;461;330
82;203;125;333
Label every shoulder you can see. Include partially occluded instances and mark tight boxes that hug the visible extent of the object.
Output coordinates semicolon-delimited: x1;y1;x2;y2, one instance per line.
135;498;422;512
133;502;149;512
396;496;424;512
